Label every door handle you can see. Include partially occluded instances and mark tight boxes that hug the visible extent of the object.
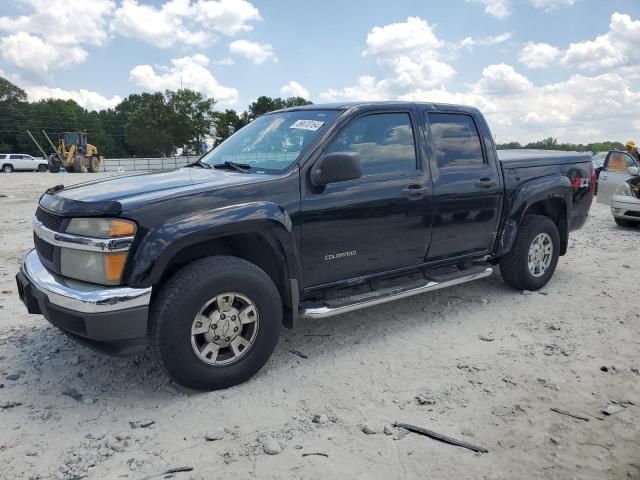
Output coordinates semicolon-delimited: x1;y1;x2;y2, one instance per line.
475;178;497;189
402;184;428;197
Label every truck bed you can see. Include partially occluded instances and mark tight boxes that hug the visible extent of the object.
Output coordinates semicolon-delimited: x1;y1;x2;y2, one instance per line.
497;149;592;168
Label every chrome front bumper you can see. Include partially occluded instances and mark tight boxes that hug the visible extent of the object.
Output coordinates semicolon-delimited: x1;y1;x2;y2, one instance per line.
21;249;151;314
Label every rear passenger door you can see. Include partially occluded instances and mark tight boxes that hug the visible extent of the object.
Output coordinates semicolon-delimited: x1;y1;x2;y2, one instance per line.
9;154;29;170
597;151;638;205
425;112;502;261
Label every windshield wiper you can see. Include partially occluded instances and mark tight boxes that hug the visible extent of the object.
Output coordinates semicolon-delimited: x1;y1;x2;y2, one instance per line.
212;161;251;173
186;159;212;169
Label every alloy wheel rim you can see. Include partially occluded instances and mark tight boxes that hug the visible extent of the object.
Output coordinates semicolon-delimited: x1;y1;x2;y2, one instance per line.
527;233;553;277
190;292;259;366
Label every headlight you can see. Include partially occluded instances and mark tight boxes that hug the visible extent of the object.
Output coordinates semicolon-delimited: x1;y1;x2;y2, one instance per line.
60;218;136;285
67;218;136;238
614;182;632;197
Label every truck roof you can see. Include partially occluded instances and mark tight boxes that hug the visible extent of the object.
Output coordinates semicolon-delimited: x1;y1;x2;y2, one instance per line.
277;101;481;115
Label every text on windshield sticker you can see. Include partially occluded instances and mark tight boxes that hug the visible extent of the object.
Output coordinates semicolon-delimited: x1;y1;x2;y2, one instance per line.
290;120;325;131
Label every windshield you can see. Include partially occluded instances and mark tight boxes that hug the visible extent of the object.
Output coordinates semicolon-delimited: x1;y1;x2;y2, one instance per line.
200;110;341;173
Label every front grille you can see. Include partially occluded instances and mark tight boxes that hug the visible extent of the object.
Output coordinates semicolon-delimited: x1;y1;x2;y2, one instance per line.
36;207;64;232
34;234;55;262
624;210;640;218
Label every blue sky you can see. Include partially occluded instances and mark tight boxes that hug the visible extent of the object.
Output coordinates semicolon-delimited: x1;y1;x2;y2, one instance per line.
0;0;639;143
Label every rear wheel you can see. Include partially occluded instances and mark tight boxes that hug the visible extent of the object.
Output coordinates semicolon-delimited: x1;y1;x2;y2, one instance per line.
150;256;282;390
48;155;60;173
499;214;560;291
88;155;100;173
73;155;88;173
614;217;639;228
2;164;13;173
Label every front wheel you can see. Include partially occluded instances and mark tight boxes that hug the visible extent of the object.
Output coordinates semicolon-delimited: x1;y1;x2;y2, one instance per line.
499;214;560;291
88;155;100;173
73;155;88;173
150;256;282;390
37;164;48;172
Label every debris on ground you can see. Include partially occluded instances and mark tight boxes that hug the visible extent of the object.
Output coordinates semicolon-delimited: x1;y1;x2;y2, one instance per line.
129;419;155;429
601;404;625;416
289;349;308;359
361;424;379;435
394;422;488;453
302;452;329;458
205;429;225;441
550;407;590;422
62;388;83;402
262;437;282;455
0;400;22;409
478;335;495;342
415;392;436;405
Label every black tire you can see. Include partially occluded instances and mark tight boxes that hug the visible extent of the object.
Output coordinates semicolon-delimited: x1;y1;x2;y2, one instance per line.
37;164;48;172
2;164;13;173
150;256;282;390
499;214;560;291
48;155;60;173
614;217;639;227
74;155;87;173
88;155;100;173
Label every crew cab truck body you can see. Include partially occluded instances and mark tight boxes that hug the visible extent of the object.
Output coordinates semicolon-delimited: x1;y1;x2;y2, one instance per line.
16;102;594;389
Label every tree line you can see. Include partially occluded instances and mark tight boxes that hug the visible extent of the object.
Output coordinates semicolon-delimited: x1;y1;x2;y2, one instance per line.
0;76;311;158
0;75;627;158
495;137;625;153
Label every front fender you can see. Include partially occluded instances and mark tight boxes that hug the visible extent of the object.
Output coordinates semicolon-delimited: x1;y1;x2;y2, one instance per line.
126;201;299;286
496;175;572;257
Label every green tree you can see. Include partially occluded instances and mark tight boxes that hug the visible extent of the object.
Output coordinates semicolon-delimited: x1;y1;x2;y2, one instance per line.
0;76;27;102
166;89;216;154
124;92;176;156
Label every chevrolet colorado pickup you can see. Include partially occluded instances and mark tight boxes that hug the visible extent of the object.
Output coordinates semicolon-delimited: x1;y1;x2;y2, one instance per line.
16;102;594;390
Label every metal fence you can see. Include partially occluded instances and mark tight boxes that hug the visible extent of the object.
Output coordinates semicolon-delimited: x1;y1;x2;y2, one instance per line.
102;156;200;172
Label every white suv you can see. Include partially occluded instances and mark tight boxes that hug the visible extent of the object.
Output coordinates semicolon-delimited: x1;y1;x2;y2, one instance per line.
0;154;48;173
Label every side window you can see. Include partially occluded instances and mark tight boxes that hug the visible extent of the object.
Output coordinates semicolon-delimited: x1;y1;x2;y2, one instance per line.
428;113;485;169
606;152;635;173
327;113;417;176
9;154;22;160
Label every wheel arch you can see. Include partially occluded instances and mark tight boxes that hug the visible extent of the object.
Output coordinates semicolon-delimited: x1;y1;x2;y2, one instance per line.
496;175;572;257
127;203;301;327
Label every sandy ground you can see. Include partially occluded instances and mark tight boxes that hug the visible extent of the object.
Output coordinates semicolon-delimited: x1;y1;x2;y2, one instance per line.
0;172;639;480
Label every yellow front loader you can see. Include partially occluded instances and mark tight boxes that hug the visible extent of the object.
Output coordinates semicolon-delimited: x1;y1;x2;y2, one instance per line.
42;131;103;173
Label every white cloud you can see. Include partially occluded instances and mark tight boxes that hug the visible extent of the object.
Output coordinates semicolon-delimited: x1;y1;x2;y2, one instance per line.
518;42;562;69
365;16;441;56
280;81;310;99
468;0;575;18
192;0;261;36
473;63;533;94
111;0;260;48
25;86;122;111
457;32;512;50
0;0;114;72
320;76;391;102
129;54;239;106
0;0;115;46
562;12;640;71
111;0;208;48
229;39;277;64
0;33;87;74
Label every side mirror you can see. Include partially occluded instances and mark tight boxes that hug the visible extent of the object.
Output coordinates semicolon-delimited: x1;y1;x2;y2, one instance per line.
628;166;639;176
310;152;362;186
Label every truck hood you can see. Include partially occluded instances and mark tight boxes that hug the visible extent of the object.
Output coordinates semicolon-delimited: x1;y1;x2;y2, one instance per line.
39;168;274;216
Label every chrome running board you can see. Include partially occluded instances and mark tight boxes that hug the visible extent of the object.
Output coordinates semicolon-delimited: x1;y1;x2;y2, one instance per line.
300;267;493;320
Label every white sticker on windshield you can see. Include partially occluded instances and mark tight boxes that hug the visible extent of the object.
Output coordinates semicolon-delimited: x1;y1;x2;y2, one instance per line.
290;119;325;131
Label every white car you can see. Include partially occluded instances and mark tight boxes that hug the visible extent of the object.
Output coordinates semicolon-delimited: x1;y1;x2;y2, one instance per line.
610;173;640;227
0;153;48;173
597;150;639;205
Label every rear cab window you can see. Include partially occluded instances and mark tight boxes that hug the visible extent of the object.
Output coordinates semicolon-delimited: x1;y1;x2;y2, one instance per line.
427;113;485;169
327;112;418;176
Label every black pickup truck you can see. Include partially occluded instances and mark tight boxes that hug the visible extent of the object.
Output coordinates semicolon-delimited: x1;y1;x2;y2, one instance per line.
16;102;594;390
